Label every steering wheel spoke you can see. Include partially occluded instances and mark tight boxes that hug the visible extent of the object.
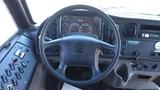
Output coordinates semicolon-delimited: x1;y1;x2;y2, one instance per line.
43;38;61;49
99;41;116;52
57;64;67;75
91;65;101;79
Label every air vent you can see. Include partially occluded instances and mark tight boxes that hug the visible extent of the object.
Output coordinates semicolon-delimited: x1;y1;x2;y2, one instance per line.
46;21;58;40
123;23;138;38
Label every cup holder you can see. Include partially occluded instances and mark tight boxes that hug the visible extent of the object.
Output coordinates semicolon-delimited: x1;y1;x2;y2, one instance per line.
104;63;129;88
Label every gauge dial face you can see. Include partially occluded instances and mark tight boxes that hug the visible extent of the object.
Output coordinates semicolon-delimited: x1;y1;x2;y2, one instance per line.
79;23;92;33
69;23;80;33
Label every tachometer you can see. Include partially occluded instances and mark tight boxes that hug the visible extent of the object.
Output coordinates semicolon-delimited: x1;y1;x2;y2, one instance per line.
69;23;79;33
79;23;92;34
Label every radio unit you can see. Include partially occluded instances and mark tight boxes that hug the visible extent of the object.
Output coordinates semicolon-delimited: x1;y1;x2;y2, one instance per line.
139;31;160;38
139;25;160;38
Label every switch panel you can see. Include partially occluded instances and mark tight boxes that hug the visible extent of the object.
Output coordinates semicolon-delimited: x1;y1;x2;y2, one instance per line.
0;43;36;90
15;50;25;59
131;61;160;72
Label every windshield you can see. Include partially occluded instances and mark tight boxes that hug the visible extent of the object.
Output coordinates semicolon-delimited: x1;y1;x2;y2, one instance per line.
27;0;160;24
0;0;17;47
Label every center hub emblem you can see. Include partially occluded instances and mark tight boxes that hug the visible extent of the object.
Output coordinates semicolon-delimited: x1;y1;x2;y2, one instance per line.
75;43;86;53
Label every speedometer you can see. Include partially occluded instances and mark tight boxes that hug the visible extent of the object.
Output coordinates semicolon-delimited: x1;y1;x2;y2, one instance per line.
79;23;92;34
69;23;79;33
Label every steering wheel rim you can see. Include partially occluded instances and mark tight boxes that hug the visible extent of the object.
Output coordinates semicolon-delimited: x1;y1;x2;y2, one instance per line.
39;5;121;86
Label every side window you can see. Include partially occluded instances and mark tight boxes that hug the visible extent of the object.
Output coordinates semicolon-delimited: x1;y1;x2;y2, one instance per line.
0;0;18;47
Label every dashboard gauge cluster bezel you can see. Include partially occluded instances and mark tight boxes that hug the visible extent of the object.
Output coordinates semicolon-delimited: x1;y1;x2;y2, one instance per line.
59;11;102;38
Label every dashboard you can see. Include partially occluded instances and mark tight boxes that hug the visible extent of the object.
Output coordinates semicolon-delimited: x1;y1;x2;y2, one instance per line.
2;1;160;89
1;9;160;89
45;11;160;73
38;11;160;88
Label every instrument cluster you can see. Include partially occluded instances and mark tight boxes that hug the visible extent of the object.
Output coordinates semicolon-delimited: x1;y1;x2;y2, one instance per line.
60;15;101;36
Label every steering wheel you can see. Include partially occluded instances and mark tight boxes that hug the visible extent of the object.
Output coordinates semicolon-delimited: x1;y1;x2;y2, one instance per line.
39;5;121;86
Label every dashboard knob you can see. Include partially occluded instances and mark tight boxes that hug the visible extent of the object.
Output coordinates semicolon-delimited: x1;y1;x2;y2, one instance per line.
121;49;127;55
143;64;149;69
133;51;140;56
151;52;159;57
131;62;139;70
151;64;158;70
142;33;149;38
